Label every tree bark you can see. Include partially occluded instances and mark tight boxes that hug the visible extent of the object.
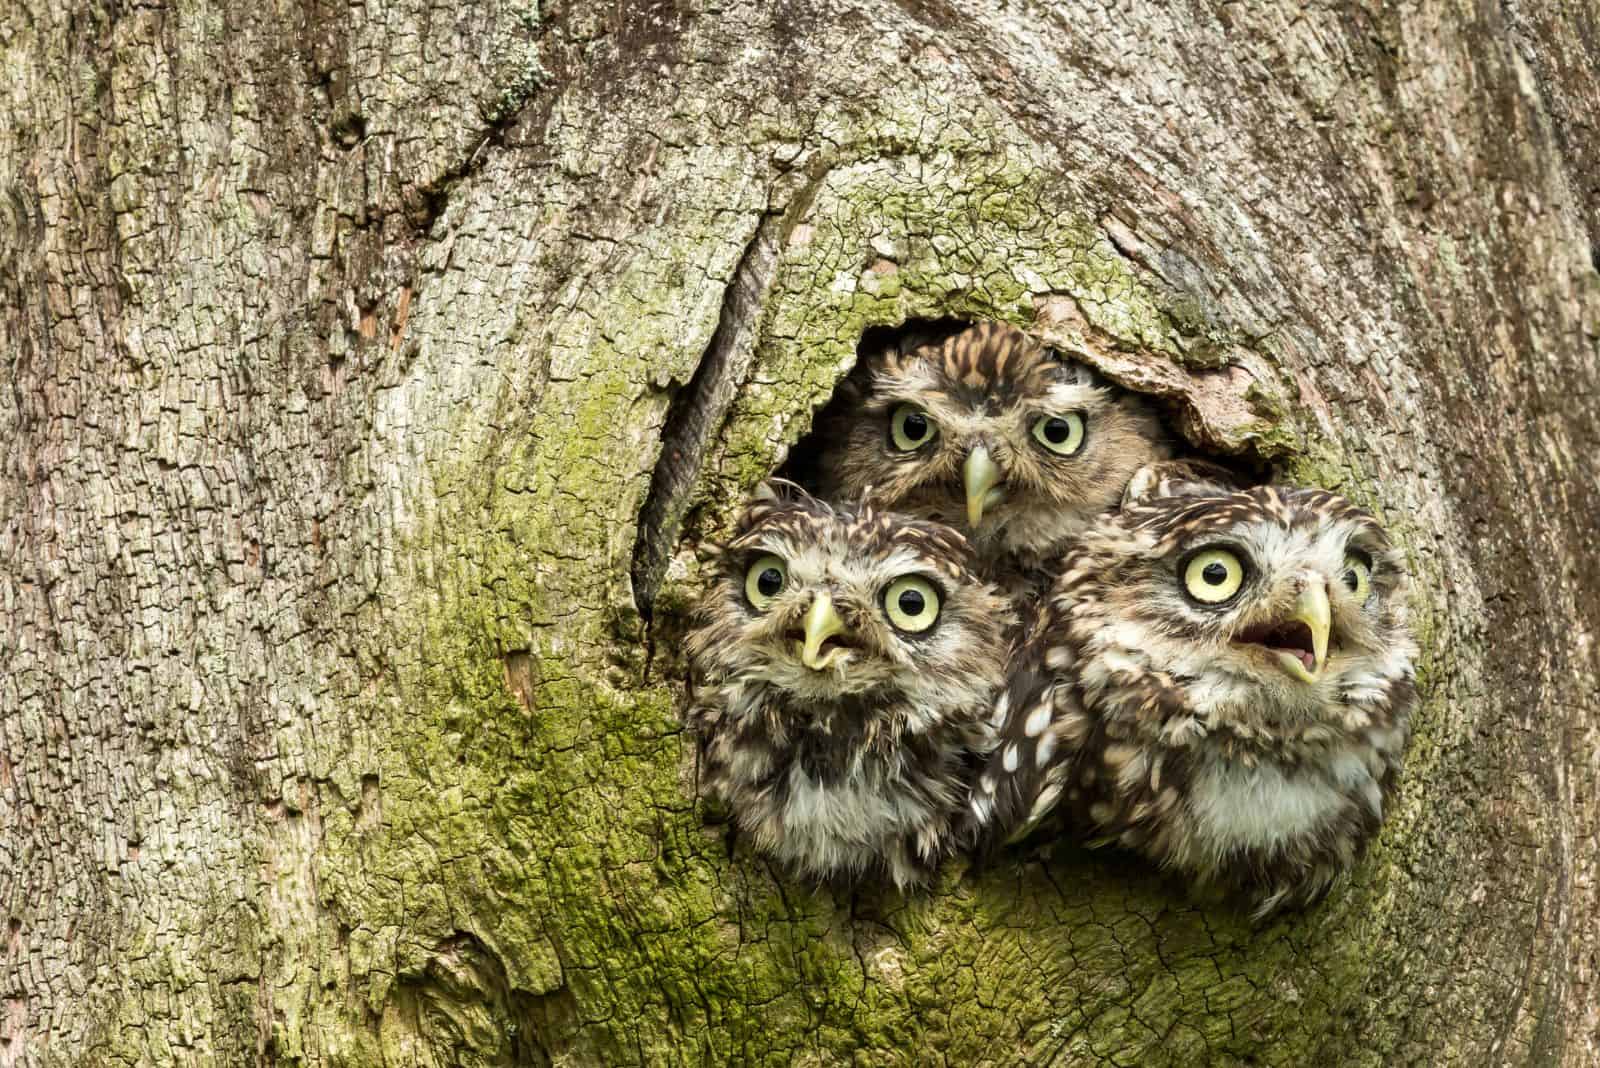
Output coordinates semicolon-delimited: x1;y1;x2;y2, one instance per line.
3;1;1598;1064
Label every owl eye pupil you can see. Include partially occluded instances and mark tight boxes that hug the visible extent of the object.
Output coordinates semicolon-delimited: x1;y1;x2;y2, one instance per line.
883;575;940;632
902;412;928;440
1202;562;1229;585
1042;418;1071;444
757;568;783;596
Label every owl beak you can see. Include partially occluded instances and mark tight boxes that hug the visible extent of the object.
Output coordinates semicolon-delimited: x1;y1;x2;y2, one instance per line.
798;593;851;671
1276;582;1332;683
963;446;1004;527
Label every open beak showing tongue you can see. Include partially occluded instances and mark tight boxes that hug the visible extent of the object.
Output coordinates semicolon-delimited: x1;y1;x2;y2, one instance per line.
1236;583;1331;683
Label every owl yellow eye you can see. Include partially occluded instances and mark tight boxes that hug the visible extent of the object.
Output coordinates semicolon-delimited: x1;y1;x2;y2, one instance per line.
1341;552;1373;602
1031;412;1086;456
883;576;941;633
890;404;937;451
1182;548;1245;604
744;554;787;609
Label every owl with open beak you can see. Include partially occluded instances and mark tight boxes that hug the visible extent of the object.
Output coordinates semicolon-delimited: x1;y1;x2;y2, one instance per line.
970;465;1418;916
812;321;1169;581
686;482;1014;888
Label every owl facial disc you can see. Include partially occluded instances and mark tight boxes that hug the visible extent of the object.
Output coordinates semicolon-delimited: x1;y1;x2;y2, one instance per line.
962;445;1005;527
810;322;1171;566
1236;580;1332;683
795;592;852;671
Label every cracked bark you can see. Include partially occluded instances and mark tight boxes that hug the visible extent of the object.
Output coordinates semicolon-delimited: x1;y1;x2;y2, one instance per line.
3;1;1598;1065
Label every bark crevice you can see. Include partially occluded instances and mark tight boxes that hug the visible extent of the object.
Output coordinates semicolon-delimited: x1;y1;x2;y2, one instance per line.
630;210;784;619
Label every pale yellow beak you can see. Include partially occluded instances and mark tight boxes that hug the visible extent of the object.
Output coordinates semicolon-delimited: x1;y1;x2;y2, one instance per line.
963;446;1004;528
797;592;850;671
1273;582;1332;684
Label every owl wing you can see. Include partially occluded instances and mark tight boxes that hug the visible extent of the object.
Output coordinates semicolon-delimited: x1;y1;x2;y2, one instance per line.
684;682;732;796
965;595;1088;846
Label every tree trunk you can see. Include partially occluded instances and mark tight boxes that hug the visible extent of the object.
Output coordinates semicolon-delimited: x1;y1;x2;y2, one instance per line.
3;1;1598;1064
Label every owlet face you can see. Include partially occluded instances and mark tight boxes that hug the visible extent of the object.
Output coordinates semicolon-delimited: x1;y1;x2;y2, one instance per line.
815;322;1169;566
689;483;1009;715
1080;480;1414;729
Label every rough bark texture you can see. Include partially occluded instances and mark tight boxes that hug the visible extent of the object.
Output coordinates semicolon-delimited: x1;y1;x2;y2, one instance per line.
3;1;1598;1065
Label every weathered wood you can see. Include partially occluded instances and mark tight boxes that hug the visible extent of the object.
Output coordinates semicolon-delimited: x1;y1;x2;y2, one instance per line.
2;1;1597;1064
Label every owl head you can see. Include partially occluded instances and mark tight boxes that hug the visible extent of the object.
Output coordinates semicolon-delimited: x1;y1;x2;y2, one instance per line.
688;482;1012;714
1076;469;1416;734
813;321;1170;565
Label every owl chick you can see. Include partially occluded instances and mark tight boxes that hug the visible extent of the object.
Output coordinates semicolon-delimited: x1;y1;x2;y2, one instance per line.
813;321;1169;574
972;466;1418;916
687;482;1013;888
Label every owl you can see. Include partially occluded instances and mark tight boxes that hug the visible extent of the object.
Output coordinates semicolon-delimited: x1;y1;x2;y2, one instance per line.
812;321;1169;575
971;465;1418;916
686;482;1014;888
